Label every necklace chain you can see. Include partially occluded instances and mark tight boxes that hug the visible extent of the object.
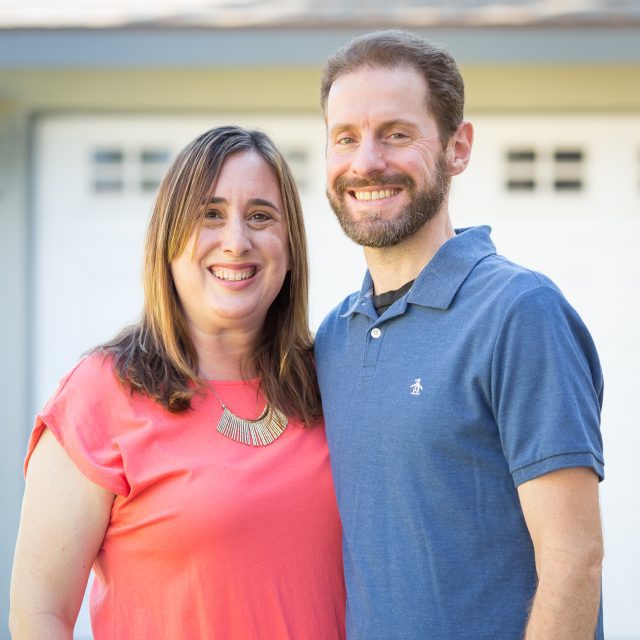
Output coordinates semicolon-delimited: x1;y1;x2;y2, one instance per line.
207;383;288;447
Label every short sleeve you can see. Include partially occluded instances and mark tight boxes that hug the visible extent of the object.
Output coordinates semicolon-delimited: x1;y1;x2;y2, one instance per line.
491;285;604;486
25;352;131;496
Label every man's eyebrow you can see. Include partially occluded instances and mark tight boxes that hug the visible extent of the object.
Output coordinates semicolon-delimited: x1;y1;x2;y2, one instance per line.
327;123;355;138
382;119;418;130
328;120;418;136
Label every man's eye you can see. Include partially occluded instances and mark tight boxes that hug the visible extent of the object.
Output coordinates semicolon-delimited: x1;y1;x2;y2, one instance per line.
389;132;408;140
336;136;355;145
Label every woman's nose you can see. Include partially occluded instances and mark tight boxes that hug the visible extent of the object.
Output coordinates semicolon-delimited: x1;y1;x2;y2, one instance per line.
220;216;251;255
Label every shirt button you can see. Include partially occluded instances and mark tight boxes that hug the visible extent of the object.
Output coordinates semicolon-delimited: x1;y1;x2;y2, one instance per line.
371;328;382;339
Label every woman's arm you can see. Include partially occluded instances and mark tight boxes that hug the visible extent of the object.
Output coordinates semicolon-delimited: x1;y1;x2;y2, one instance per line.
10;428;115;639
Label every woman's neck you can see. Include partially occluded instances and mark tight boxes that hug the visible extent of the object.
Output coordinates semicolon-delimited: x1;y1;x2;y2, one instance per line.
188;324;260;380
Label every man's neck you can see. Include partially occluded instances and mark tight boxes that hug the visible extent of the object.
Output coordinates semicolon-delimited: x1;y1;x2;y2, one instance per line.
364;212;456;294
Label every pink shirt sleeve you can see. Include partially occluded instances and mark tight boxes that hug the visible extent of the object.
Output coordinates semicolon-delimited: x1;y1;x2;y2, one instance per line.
25;352;131;496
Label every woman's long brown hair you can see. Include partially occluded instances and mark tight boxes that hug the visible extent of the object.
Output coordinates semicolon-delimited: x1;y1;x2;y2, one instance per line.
99;126;321;425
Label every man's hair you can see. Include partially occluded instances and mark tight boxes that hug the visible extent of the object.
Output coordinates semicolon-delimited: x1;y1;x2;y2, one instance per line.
98;125;321;425
320;30;465;143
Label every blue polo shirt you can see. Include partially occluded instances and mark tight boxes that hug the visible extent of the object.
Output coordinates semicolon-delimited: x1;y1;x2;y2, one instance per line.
315;226;604;640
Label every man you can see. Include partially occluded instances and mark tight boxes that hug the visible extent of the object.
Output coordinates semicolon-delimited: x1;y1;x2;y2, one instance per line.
314;30;604;639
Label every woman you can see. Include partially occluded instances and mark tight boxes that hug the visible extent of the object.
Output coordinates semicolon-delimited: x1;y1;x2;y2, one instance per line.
10;126;346;639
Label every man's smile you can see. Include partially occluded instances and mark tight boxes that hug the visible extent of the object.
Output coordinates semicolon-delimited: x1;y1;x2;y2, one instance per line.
350;189;401;201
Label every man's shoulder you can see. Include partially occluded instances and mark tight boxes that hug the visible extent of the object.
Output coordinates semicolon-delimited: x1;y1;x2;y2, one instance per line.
472;252;561;305
315;290;360;348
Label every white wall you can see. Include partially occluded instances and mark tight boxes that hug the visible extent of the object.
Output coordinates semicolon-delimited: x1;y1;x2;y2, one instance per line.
0;113;30;639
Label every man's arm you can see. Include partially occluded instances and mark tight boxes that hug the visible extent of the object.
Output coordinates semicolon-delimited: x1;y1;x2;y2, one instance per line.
518;467;603;640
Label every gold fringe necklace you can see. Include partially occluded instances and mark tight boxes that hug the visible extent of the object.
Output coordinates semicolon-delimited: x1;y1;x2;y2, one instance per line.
208;383;288;447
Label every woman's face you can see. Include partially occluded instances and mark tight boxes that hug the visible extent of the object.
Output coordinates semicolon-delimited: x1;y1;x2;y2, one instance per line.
171;150;289;338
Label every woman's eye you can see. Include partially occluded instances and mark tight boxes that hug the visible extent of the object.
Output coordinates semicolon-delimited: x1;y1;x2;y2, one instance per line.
250;211;271;223
204;209;222;220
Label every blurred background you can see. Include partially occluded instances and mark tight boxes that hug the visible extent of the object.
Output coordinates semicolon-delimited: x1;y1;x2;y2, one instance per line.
1;1;639;637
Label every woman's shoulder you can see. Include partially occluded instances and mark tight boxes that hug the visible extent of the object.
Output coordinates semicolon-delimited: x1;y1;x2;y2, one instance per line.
43;350;128;416
30;350;133;495
58;348;122;391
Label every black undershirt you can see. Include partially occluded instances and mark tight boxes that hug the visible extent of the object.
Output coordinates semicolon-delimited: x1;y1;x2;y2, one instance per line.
372;279;415;315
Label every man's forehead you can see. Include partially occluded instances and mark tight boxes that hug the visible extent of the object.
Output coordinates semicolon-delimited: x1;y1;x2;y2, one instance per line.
340;61;424;82
329;65;426;98
326;66;430;124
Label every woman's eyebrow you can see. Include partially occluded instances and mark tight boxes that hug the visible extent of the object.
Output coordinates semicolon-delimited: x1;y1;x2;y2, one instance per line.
204;197;278;210
247;198;279;210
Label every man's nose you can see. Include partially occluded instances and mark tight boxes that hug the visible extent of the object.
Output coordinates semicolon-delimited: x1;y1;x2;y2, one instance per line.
350;137;387;176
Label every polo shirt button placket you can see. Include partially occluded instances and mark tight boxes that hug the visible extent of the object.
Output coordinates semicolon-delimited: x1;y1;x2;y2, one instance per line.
362;325;384;375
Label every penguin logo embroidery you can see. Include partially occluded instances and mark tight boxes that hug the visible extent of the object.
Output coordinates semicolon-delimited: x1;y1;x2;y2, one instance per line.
410;378;423;396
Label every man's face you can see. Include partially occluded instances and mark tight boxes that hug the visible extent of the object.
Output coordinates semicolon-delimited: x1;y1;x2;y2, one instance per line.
325;65;450;248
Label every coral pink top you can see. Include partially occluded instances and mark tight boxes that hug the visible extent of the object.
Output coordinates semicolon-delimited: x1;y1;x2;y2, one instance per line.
26;353;345;640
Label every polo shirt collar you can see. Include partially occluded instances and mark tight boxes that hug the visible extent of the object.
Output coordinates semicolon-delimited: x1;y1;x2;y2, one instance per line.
343;273;375;317
343;226;496;317
408;226;496;310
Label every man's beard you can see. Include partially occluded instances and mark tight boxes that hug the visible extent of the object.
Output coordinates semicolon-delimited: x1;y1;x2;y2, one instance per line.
326;153;450;249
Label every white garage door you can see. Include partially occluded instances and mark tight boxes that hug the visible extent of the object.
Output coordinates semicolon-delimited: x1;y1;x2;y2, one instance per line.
32;114;364;410
33;113;639;639
451;114;640;640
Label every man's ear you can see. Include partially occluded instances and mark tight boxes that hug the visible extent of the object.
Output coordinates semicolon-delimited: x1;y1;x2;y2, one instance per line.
447;120;474;176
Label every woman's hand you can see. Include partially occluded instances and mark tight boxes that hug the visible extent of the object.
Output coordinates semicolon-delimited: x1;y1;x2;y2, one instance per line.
10;428;114;639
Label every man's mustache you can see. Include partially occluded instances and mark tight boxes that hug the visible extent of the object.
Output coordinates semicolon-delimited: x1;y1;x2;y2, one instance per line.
334;174;414;194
